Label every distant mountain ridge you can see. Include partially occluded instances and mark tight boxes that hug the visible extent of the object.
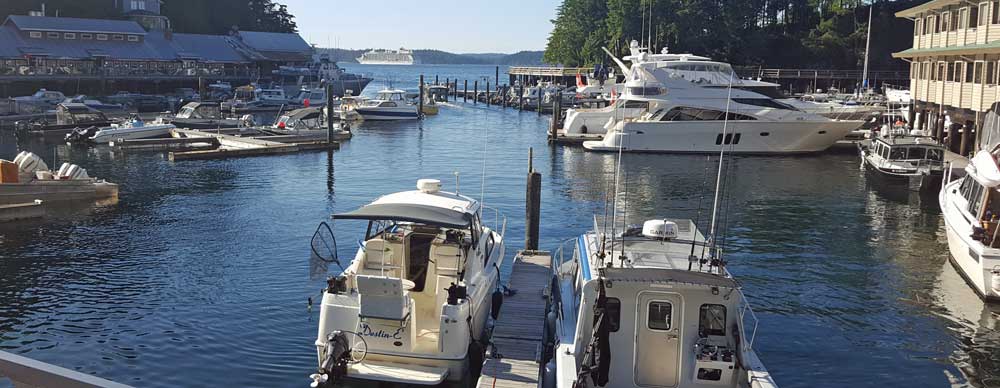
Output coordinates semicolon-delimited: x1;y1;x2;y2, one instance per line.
318;48;543;66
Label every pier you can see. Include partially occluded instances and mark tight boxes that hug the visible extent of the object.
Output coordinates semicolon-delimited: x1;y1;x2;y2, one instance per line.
0;350;133;388
477;251;552;388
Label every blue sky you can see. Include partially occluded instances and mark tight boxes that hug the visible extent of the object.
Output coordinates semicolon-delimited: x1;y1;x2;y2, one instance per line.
281;0;560;53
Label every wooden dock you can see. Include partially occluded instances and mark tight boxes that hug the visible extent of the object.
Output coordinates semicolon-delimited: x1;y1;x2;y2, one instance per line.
165;128;339;161
477;251;552;388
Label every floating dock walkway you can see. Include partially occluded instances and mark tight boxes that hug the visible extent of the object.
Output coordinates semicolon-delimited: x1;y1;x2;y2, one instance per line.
477;250;551;388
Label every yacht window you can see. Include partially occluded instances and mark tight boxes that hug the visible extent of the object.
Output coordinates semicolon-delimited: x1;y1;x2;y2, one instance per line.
594;298;621;332
622;100;649;110
379;101;398;107
484;233;495;264
889;147;906;160
699;304;727;337
648;301;672;330
732;98;797;110
880;145;890;159
928;149;944;161
661;107;755;121
971;182;987;215
907;147;927;160
629;86;662;96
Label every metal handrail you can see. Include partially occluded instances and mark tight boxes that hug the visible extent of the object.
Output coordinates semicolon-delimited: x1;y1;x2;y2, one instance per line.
481;205;507;239
737;288;759;353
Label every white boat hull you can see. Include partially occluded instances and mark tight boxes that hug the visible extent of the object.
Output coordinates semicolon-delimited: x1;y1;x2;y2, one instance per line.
584;120;861;154
940;178;1000;301
91;125;174;143
355;107;419;121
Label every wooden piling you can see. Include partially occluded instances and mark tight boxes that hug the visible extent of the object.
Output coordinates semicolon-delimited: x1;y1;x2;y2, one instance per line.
464;80;468;103
326;84;334;144
948;122;959;153
486;81;491;106
519;84;524;111
445;78;449;101
495;66;499;86
935;113;945;142
435;75;439;85
474;80;478;104
525;148;541;251
961;121;972;156
419;75;425;119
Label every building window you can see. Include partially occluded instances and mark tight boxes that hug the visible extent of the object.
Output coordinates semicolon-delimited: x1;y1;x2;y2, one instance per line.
80;33;92;40
955;62;965;82
953;10;961;31
939;62;947;81
911;63;918;79
981;3;991;26
989;62;998;85
64;33;76;40
915;19;922;36
972;5;981;28
926;16;934;34
96;34;108;40
993;1;1000;24
943;12;952;31
931;62;938;81
28;31;41;38
132;0;146;10
113;34;124;41
947;62;955;81
127;35;139;42
975;61;985;83
647;301;672;331
47;32;59;39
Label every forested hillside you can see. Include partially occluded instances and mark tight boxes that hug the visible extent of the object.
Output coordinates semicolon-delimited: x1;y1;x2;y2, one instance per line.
544;0;919;70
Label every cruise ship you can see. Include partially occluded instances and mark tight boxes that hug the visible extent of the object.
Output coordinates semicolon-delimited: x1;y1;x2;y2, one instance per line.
357;48;415;65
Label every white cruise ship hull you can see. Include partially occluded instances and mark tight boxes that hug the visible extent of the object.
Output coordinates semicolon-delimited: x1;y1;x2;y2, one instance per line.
584;120;861;154
940;178;1000;302
357;60;414;65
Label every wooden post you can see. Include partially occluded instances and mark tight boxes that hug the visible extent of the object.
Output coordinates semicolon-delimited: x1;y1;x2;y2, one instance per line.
948;122;959;153
464;80;468;103
445;78;449;101
326;84;334;144
961;120;973;156
935;113;945;142
435;75;439;85
486;81;490;106
519;84;524;111
419;74;425;119
473;80;478;104
525;148;541;251
550;97;562;140
495;66;499;86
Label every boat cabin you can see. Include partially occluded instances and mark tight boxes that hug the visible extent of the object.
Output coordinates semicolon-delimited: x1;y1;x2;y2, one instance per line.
54;103;110;126
175;102;223;119
959;152;1000;248
274;107;324;129
366;89;408;107
867;136;945;170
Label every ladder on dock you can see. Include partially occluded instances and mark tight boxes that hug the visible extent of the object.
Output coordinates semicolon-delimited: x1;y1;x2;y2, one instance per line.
477;251;552;388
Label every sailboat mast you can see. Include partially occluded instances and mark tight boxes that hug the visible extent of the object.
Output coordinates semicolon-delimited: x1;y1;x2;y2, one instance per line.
862;5;873;93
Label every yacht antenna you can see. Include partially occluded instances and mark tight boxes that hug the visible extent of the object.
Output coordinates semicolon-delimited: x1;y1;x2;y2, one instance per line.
648;0;654;51
640;2;646;52
707;72;737;262
480;110;489;206
609;96;627;269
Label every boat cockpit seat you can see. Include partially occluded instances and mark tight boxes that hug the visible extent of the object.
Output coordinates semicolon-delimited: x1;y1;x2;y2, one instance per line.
363;239;403;278
431;243;462;276
356;275;411;323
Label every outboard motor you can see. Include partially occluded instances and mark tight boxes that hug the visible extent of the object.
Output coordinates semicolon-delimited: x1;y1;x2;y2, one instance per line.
312;331;352;387
65;126;99;143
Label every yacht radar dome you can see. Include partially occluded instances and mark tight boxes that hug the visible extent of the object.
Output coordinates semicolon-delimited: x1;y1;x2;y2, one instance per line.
417;179;442;193
642;219;678;240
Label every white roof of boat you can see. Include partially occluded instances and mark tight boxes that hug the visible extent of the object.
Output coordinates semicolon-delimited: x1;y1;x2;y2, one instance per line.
582;218;725;281
371;189;479;215
377;89;406;94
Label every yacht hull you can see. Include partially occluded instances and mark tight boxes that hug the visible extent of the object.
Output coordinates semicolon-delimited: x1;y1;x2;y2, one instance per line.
862;161;943;192
584;120;862;154
90;125;174;144
940;178;1000;302
355;107;419;121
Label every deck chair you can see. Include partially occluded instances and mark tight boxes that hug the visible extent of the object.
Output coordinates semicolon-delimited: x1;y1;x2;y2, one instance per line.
356;275;411;324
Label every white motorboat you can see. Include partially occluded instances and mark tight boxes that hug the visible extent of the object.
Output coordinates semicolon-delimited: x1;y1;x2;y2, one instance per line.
940;106;1000;302
1;152;118;206
546;218;777;388
70;118;175;144
311;179;506;386
581;51;862;153
354;89;419;120
291;87;329;108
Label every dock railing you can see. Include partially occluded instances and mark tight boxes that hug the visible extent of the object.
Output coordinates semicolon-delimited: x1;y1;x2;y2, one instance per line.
0;350;133;388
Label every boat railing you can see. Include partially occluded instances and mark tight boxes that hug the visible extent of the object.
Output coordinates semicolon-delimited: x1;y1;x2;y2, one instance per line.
552;237;581;322
481;205;508;239
737;288;759;355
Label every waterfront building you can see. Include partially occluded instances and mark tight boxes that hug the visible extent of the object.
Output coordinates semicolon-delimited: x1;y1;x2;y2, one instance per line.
894;0;1000;154
0;6;313;97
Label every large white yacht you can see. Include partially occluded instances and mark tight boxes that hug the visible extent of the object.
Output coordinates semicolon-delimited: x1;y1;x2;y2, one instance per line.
581;61;862;153
546;217;777;388
940;106;1000;302
310;179;506;386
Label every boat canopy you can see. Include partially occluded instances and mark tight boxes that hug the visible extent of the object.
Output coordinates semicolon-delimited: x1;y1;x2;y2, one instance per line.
334;203;473;229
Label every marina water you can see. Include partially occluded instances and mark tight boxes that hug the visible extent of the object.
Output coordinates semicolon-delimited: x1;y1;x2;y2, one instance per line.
0;64;996;387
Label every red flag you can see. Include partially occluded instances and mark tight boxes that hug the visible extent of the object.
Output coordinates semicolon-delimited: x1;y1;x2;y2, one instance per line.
610;88;617;104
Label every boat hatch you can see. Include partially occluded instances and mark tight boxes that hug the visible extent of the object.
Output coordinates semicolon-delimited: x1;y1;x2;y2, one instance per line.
347;361;448;385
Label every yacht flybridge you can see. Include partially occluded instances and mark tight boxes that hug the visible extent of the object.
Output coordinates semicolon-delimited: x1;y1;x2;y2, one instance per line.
310;179;506;386
546;217;777;388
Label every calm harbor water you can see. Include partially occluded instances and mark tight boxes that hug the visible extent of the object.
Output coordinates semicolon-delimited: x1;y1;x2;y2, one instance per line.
0;64;998;388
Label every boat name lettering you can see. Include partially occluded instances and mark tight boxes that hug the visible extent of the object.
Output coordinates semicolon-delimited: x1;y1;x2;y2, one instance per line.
359;323;403;340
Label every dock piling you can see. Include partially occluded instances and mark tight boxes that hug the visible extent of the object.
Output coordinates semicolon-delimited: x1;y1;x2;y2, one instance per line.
961;121;972;156
474;81;478;104
326;84;334;144
486;81;490;106
518;84;524;111
464;80;468;103
525;148;541;251
419;75;425;119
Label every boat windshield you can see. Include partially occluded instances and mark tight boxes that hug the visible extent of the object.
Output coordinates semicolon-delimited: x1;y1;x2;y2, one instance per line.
659;62;736;85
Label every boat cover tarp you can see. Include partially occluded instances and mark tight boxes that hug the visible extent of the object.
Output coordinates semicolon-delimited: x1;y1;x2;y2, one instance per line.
334;203;472;229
